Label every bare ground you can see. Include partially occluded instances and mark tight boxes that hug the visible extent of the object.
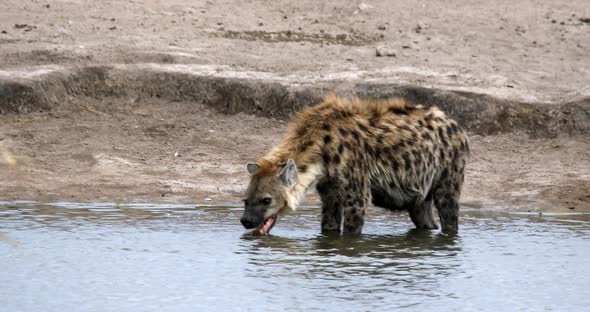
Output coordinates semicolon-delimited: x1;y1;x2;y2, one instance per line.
0;0;589;211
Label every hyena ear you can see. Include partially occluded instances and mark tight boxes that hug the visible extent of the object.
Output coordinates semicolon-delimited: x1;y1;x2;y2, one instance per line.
279;159;298;188
247;163;260;174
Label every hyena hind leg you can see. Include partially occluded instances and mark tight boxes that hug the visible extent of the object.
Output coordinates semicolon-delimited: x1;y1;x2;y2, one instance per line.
433;186;460;232
408;193;439;230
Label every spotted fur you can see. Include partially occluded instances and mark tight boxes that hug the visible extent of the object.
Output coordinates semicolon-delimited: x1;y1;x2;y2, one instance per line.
241;96;469;234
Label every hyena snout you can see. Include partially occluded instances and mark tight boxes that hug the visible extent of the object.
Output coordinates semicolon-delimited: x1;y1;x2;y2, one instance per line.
240;213;264;229
240;217;256;229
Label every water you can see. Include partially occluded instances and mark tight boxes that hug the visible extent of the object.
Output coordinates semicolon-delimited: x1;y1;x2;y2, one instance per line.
1;202;589;312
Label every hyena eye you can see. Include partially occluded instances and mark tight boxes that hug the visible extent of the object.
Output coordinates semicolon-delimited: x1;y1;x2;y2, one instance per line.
261;197;272;205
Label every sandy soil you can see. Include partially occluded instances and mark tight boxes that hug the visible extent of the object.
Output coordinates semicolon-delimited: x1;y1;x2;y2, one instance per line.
0;0;589;211
0;0;589;102
1;98;588;212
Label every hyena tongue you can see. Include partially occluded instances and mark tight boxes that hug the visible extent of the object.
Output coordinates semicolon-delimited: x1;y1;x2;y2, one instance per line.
252;215;276;236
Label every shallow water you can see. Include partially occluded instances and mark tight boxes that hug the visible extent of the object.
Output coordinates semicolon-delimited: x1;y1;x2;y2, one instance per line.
1;202;589;312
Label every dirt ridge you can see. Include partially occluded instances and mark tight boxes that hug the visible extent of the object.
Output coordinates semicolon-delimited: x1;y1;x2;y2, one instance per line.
1;64;589;138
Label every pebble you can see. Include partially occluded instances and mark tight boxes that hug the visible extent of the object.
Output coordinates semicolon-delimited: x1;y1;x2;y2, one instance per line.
376;46;397;57
358;3;373;11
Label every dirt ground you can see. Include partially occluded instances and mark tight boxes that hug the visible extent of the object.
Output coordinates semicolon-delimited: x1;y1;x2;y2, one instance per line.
0;0;589;211
0;0;589;102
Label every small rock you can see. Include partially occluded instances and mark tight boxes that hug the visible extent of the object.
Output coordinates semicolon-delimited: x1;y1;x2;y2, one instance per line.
376;46;397;57
579;17;590;23
174;151;180;157
377;25;386;30
551;19;557;24
109;26;117;30
44;3;50;8
335;34;347;41
414;24;423;33
204;197;213;201
1;30;6;34
358;3;373;11
506;84;514;88
402;45;411;49
258;22;264;26
111;18;116;22
560;21;565;25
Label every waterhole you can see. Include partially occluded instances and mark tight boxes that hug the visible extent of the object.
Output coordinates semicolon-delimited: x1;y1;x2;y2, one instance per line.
1;202;589;311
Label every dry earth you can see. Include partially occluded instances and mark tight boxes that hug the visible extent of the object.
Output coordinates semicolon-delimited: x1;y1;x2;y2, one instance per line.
0;0;589;212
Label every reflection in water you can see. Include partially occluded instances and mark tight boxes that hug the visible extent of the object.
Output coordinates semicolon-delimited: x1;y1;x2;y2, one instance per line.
239;230;462;305
1;202;589;311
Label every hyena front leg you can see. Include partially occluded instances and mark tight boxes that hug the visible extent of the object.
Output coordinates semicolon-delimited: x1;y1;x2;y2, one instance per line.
317;175;370;235
317;178;342;233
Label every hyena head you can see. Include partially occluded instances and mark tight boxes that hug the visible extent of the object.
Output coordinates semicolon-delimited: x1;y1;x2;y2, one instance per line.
241;159;298;235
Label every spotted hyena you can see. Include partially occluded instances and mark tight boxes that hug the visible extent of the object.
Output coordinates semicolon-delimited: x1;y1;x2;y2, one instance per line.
241;96;469;235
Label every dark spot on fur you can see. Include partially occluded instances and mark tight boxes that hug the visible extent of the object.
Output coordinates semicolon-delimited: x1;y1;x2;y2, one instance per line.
335;110;353;119
439;149;446;161
323;154;331;164
369;118;378;128
338;143;344;154
397;125;411;133
376;135;384;144
332;154;341;165
402;152;412;170
351;131;360;142
322;124;331;131
413;150;422;163
358;123;369;133
299;141;313;153
442;138;449;150
389;107;409;115
343;141;352;150
440;168;449;180
421;132;432;141
418;120;425;127
339;128;349;136
446;125;455;137
324;135;332;144
298;165;308;172
374;147;382;159
427;124;434;131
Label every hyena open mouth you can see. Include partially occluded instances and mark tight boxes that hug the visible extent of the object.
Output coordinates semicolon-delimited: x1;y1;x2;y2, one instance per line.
252;214;277;236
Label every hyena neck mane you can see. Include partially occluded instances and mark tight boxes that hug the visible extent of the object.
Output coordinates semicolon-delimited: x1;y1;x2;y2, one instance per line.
255;143;324;212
